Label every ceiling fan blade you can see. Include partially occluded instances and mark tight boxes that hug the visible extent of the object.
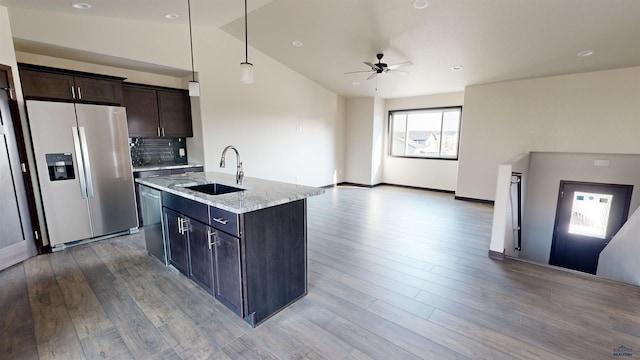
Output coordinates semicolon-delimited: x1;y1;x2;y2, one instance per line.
388;70;409;76
344;70;373;74
366;72;378;80
387;61;413;70
364;61;382;71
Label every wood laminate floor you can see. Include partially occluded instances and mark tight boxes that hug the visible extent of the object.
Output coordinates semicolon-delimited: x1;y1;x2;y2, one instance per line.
1;185;639;359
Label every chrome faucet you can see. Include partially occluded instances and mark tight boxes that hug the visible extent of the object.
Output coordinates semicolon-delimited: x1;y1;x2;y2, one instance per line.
219;145;244;185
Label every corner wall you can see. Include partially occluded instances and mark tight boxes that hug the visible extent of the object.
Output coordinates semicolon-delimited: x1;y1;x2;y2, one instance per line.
7;8;346;188
458;67;640;201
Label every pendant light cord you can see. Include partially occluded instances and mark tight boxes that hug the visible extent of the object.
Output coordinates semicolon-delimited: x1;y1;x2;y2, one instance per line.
244;0;249;63
188;0;196;81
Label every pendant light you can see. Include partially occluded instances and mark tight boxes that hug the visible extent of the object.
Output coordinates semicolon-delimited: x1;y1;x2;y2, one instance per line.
187;0;200;96
240;0;254;84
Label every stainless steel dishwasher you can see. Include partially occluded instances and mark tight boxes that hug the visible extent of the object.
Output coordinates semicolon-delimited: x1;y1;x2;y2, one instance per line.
139;185;167;265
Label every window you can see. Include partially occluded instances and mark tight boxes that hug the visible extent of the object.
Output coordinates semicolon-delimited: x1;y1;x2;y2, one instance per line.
389;106;462;159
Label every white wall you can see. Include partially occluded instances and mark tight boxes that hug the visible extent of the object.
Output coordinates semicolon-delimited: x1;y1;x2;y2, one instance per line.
196;30;345;186
7;8;346;187
458;67;640;201
384;92;463;191
344;97;375;185
489;153;530;258
8;8;190;71
1;7;26;123
372;97;385;184
597;206;640;287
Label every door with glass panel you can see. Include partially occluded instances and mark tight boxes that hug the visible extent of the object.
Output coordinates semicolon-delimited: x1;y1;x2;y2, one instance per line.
549;181;632;274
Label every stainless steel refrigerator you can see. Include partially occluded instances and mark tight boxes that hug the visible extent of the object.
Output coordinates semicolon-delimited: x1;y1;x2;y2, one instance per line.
27;100;138;248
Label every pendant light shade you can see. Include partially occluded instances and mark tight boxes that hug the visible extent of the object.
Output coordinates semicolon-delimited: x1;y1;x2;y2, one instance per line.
240;62;253;84
188;80;200;96
187;0;199;96
240;0;253;84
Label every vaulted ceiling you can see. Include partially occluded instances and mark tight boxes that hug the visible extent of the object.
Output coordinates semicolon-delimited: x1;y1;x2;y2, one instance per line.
2;0;639;98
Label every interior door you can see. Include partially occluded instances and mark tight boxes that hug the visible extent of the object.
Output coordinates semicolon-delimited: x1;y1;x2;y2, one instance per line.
549;181;633;274
0;66;37;270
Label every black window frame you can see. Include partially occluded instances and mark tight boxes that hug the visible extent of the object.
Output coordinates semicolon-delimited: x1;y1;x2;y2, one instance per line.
387;106;462;161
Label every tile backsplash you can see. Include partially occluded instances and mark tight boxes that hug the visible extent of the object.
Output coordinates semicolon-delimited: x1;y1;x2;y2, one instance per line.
129;138;188;167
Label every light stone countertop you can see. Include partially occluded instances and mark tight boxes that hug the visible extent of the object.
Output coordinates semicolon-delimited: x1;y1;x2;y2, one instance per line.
135;171;325;214
132;163;204;172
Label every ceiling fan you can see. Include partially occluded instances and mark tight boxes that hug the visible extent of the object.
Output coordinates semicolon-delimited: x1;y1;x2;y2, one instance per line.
345;53;412;80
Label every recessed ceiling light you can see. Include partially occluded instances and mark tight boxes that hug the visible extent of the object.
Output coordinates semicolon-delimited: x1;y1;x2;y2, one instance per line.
352;81;361;86
292;40;304;47
413;0;429;9
71;3;92;9
451;65;463;71
577;50;594;57
165;14;179;19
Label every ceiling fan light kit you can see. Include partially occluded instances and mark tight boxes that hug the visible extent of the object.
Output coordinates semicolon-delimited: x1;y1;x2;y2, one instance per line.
187;0;200;96
240;0;254;84
344;53;412;80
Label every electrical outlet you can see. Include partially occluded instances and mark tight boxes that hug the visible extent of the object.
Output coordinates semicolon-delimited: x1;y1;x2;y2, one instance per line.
179;148;185;157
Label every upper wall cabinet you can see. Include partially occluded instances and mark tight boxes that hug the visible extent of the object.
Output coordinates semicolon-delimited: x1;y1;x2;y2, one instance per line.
18;64;124;105
123;83;193;138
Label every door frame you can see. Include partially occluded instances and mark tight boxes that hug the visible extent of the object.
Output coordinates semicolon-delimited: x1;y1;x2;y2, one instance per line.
0;64;43;268
549;180;633;273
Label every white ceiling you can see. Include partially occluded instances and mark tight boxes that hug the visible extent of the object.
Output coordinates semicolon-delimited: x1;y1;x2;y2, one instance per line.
2;0;640;99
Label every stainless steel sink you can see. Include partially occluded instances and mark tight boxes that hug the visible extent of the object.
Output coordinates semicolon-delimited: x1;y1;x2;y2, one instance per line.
184;183;245;195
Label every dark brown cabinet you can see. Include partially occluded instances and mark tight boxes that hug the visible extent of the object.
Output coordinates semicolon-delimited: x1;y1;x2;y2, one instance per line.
165;208;189;275
161;191;307;327
19;65;124;105
212;229;243;316
188;219;215;294
162;195;241;301
123;83;193;138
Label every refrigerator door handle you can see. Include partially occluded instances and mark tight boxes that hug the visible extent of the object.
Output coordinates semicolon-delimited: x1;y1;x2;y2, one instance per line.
78;127;95;198
72;126;88;199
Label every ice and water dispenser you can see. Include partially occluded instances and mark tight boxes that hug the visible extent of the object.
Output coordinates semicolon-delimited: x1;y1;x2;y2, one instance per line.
45;153;75;181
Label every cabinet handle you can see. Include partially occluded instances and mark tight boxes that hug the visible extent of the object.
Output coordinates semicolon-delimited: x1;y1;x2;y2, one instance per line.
157;127;161;137
71;86;76;99
77;87;82;100
178;217;189;235
212;217;229;225
161;127;165;137
207;229;217;250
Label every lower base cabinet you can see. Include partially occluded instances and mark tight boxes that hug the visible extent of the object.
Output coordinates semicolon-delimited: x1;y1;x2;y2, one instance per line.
165;208;189;275
163;205;242;311
212;230;243;316
162;191;306;327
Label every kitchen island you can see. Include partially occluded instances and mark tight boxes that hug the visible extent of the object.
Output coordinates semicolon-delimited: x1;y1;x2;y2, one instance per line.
135;172;324;327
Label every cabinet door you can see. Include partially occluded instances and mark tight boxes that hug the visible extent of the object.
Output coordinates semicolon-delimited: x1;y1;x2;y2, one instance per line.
214;230;243;316
19;69;75;101
164;208;189;275
188;220;215;294
122;85;160;137
157;89;193;138
73;76;123;105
